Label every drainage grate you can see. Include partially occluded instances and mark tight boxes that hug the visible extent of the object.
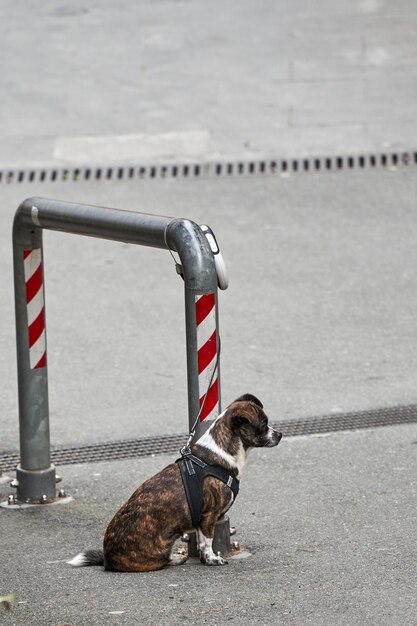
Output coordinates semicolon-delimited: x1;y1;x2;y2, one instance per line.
1;150;416;185
1;404;416;473
0;433;189;474
276;404;417;437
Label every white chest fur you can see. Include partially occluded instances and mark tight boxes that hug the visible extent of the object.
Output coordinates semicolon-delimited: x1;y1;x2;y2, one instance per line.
197;425;248;479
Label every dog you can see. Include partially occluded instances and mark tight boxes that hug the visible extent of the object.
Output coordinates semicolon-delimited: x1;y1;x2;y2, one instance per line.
68;394;282;572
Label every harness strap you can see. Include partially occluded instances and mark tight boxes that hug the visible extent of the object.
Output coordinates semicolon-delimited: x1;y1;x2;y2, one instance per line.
176;455;240;529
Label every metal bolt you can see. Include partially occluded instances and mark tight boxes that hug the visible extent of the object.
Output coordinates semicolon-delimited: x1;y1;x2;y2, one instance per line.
8;494;16;505
39;494;48;504
230;526;236;536
181;533;190;543
10;479;19;488
232;541;240;550
58;489;66;498
55;475;62;484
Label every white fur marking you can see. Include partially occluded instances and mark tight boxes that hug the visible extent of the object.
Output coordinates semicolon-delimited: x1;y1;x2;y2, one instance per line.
197;426;247;478
67;552;87;567
197;530;213;556
197;529;227;565
267;427;277;442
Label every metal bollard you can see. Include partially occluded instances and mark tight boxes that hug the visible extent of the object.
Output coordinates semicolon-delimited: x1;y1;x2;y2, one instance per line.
12;197;221;503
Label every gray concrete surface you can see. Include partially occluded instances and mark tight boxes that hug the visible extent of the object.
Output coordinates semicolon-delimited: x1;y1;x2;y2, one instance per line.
1;1;417;623
2;169;417;450
1;425;416;625
1;0;417;169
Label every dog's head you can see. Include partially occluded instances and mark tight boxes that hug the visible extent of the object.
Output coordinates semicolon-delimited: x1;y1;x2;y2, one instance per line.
224;394;282;450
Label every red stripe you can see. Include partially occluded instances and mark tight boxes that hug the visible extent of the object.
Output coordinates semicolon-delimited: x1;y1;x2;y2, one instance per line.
33;352;47;369
28;308;45;347
197;330;217;374
195;293;215;326
199;378;219;421
25;264;43;304
23;249;32;259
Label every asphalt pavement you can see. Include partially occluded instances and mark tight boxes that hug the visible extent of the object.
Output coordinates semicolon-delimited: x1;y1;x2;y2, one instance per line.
1;1;417;624
1;425;416;626
1;167;417;625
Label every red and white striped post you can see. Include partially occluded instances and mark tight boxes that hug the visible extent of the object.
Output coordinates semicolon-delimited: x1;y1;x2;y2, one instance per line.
184;287;221;441
23;249;47;370
196;293;219;422
184;223;228;438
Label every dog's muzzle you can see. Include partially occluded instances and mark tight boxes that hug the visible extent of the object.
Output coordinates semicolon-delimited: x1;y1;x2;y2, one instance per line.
263;428;282;447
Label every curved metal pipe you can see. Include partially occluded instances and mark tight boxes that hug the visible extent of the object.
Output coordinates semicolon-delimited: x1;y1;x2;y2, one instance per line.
12;197;219;502
14;196;217;292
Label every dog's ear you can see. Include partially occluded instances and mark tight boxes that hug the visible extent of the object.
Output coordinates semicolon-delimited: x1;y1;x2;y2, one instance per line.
233;393;263;409
231;414;250;429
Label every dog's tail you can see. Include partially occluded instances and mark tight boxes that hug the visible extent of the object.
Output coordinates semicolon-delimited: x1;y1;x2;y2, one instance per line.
67;549;104;567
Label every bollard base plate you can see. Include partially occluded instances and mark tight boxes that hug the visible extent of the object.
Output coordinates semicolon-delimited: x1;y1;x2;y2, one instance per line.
0;495;73;509
185;545;252;562
15;464;57;502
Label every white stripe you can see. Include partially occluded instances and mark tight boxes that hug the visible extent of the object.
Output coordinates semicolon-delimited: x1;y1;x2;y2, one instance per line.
201;403;219;422
27;286;44;326
197;306;216;351
198;355;218;392
199;396;219;422
29;329;46;369
24;249;42;282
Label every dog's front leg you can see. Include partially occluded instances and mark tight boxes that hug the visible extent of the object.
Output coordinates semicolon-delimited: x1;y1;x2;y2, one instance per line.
197;523;228;566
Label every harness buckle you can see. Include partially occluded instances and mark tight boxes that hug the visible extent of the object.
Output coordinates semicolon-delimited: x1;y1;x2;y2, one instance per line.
180;445;192;458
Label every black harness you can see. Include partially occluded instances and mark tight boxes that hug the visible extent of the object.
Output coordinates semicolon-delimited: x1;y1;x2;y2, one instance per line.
176;453;240;529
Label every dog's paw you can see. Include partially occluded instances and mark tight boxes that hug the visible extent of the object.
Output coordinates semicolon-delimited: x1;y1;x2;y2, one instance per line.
208;555;229;566
200;553;228;566
169;553;188;566
168;542;188;566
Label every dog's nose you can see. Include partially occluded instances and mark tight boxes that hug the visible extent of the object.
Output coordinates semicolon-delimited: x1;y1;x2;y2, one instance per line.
264;428;282;446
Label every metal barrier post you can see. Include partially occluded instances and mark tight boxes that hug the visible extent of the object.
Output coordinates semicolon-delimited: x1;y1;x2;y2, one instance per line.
13;225;55;501
12;197;220;502
184;289;221;441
